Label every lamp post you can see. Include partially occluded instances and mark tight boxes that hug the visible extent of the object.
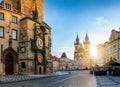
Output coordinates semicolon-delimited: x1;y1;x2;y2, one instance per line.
40;26;47;74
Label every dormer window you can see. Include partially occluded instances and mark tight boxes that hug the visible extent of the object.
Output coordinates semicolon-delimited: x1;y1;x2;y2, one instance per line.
5;3;11;10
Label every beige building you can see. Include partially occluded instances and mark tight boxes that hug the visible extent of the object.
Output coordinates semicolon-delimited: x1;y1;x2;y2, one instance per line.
74;33;91;69
97;29;120;66
96;43;107;66
59;52;79;71
0;0;52;75
59;52;69;70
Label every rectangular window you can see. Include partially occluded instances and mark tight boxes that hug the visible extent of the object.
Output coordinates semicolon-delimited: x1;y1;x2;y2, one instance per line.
0;27;4;37
12;29;17;40
12;16;17;23
5;3;11;10
113;45;117;50
21;62;26;68
0;13;4;20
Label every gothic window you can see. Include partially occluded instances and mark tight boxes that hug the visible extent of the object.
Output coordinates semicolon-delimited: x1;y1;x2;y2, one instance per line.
5;3;11;10
21;62;26;68
12;16;17;23
0;12;4;20
12;29;17;40
0;27;4;37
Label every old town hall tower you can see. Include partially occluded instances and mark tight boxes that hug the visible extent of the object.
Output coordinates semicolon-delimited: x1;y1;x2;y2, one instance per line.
0;0;52;75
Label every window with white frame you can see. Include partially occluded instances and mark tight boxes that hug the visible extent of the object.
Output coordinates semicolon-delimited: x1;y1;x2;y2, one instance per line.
12;16;17;23
12;29;17;40
0;27;4;37
0;13;4;20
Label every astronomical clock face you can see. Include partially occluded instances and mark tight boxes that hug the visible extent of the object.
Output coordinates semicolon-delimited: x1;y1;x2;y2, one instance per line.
37;54;43;63
36;37;43;49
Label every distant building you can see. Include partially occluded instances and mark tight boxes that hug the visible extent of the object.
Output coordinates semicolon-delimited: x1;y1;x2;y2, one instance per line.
52;56;59;72
0;0;52;75
59;52;69;70
67;59;79;70
74;33;91;69
59;52;79;71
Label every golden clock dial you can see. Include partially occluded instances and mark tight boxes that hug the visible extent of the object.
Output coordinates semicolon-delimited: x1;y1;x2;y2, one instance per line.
37;54;43;63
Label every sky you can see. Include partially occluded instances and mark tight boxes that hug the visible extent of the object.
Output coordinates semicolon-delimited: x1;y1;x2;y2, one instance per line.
1;0;120;59
44;0;120;59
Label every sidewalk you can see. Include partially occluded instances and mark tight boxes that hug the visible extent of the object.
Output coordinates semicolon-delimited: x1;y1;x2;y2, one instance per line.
0;71;69;83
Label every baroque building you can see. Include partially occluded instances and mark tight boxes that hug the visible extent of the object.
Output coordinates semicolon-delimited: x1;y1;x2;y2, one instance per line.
97;29;120;65
0;0;52;75
74;33;91;69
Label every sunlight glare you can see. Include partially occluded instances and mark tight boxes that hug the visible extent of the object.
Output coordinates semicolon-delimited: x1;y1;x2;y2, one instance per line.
90;47;96;57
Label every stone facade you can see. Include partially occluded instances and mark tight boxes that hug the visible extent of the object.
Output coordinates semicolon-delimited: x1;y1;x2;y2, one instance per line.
74;33;91;69
0;0;52;75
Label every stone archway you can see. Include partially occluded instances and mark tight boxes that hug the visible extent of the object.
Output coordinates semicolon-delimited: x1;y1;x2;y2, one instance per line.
5;53;14;75
2;47;18;75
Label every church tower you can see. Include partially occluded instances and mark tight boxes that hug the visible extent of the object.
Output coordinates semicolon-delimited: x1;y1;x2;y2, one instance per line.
74;35;83;61
84;33;90;55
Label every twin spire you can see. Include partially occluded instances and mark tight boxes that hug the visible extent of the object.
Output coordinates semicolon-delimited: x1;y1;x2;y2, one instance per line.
75;33;90;45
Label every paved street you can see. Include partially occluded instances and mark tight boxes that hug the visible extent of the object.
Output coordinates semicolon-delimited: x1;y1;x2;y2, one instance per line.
0;70;97;87
1;71;120;87
96;76;120;87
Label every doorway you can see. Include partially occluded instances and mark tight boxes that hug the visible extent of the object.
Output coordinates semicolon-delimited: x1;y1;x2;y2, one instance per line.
39;67;42;74
5;53;14;75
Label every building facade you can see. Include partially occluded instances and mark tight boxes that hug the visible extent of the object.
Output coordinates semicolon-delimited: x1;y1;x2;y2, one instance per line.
52;56;59;72
74;33;91;69
59;52;69;70
97;29;120;66
59;52;79;71
0;0;52;75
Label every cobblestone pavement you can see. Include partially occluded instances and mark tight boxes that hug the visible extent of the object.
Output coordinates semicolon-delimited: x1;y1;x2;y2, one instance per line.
96;76;120;87
0;72;68;83
0;71;97;87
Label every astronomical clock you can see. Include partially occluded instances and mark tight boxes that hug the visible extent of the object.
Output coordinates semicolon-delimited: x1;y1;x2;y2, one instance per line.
36;37;43;49
37;53;43;63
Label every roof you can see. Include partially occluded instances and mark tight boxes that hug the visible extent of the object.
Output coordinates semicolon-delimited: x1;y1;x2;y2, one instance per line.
52;56;59;61
111;60;120;66
20;17;51;30
61;52;67;58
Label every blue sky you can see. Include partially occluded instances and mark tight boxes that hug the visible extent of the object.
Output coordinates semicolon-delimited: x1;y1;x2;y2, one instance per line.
1;0;120;59
44;0;120;59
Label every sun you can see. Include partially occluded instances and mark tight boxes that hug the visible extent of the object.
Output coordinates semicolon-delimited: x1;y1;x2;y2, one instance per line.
90;47;96;57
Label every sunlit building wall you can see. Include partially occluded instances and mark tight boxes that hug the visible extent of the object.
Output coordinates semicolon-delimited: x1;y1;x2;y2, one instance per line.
97;29;120;66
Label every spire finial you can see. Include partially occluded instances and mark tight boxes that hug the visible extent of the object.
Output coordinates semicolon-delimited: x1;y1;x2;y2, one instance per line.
33;1;38;22
76;34;79;44
85;32;89;41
